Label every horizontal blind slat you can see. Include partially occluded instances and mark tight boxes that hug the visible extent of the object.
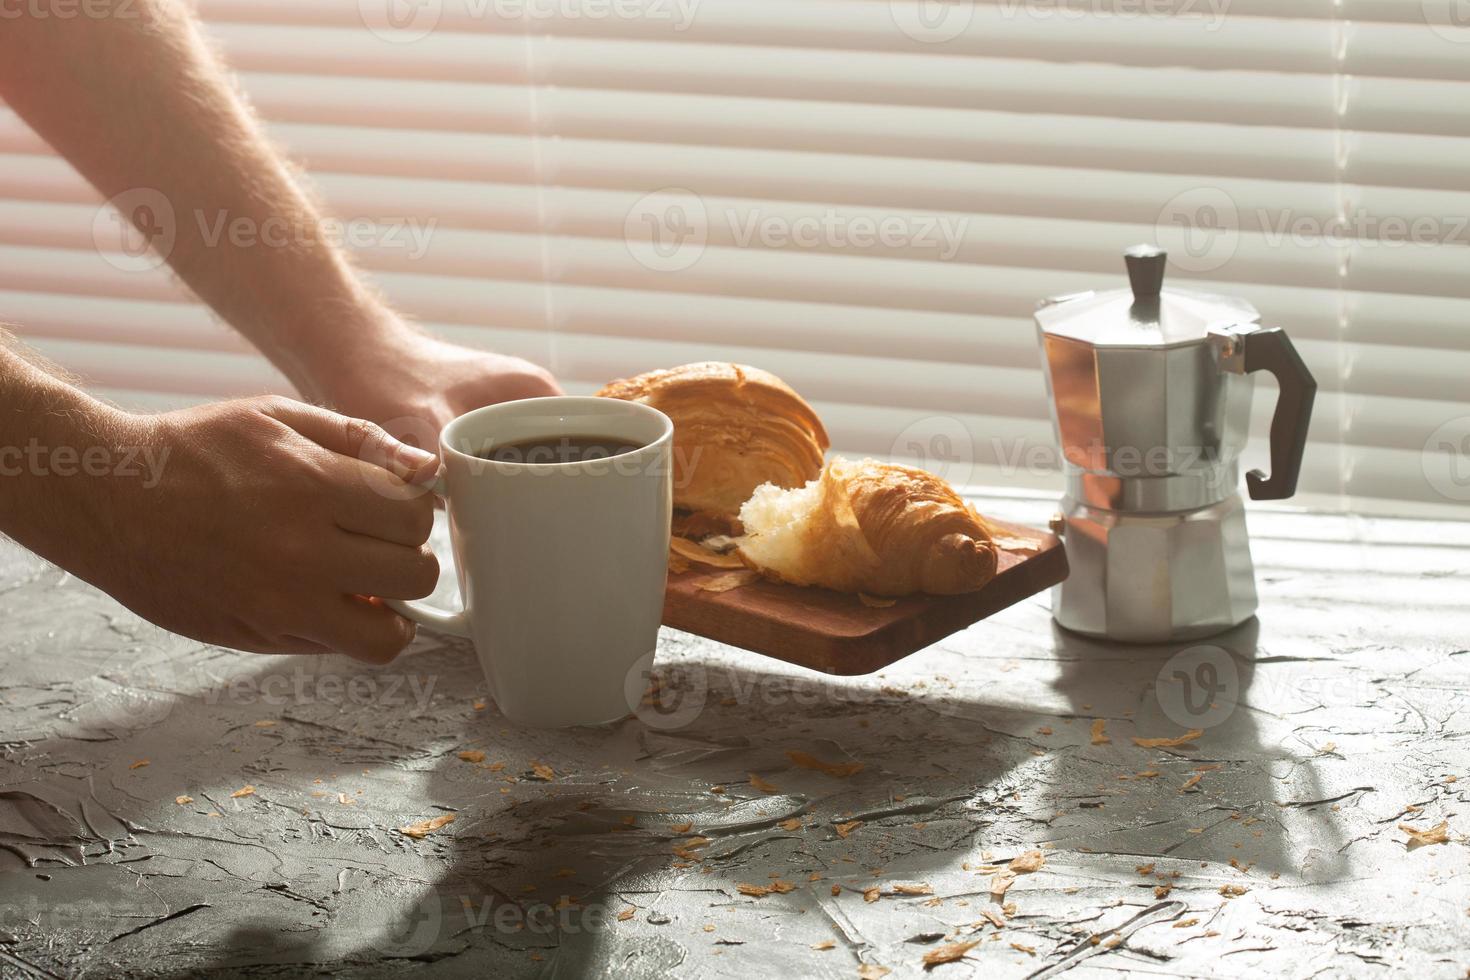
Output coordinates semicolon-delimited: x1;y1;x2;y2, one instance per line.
24;337;291;399
198;0;1334;71
0;149;1349;238
0;104;1342;186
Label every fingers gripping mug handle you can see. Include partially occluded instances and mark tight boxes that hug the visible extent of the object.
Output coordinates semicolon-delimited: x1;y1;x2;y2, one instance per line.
385;468;472;638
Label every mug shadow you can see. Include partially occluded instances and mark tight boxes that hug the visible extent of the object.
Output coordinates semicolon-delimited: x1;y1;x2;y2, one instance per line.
361;630;1032;976
145;627;1028;976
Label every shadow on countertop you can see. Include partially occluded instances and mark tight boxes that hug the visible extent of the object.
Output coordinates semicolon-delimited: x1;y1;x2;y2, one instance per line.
0;556;1350;979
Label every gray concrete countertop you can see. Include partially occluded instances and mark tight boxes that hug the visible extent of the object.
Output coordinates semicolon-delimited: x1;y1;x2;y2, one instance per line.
2;493;1467;979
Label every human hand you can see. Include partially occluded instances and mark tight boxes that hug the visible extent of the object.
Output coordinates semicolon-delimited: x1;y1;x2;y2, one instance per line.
305;319;562;447
89;397;441;663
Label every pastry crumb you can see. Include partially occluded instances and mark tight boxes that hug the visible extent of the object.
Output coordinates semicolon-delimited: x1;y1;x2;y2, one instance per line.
1132;730;1203;748
399;813;456;839
787;749;864;778
923;941;980;967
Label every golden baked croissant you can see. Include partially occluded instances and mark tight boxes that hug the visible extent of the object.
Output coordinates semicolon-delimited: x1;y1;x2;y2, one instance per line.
597;362;829;531
736;457;998;596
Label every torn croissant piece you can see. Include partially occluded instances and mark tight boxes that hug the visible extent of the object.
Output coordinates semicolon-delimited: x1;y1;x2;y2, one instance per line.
597;362;829;532
736;458;999;597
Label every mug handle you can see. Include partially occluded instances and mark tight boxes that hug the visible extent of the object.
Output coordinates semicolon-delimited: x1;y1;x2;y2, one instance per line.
384;469;472;638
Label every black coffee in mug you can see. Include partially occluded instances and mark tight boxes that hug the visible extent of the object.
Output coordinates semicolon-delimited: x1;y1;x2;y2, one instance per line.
479;435;643;465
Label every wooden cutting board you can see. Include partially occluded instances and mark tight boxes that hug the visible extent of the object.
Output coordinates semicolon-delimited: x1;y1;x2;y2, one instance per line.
661;518;1068;676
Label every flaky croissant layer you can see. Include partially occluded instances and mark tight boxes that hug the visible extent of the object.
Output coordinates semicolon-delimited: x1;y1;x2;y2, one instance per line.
597;362;829;525
737;458;999;597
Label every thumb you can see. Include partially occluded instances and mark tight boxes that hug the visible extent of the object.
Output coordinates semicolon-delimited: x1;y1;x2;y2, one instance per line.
261;399;437;484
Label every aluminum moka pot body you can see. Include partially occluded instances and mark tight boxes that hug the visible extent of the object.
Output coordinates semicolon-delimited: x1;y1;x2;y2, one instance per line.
1036;246;1317;643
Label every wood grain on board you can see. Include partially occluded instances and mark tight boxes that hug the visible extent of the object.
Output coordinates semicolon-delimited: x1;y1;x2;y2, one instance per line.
662;519;1069;675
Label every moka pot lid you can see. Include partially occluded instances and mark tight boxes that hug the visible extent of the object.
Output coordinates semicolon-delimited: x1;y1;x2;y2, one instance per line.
1035;244;1261;349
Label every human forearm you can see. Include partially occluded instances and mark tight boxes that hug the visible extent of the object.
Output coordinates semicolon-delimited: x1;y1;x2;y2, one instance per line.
0;0;396;399
0;334;441;661
0;0;559;435
0;339;157;587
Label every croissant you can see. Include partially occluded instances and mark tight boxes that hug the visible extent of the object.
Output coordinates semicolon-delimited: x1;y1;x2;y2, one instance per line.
736;457;998;596
597;362;829;530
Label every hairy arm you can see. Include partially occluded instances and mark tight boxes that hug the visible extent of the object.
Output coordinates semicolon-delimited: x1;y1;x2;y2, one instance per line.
0;0;557;428
0;337;147;581
0;0;380;399
0;332;442;662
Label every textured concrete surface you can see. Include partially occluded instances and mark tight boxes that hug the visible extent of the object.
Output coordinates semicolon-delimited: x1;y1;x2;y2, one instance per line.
1;493;1467;979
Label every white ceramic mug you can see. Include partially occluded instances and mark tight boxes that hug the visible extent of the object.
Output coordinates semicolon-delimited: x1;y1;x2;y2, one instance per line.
388;396;673;728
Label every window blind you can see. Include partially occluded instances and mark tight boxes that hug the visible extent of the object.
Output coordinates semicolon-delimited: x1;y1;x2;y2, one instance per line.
2;0;1467;513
